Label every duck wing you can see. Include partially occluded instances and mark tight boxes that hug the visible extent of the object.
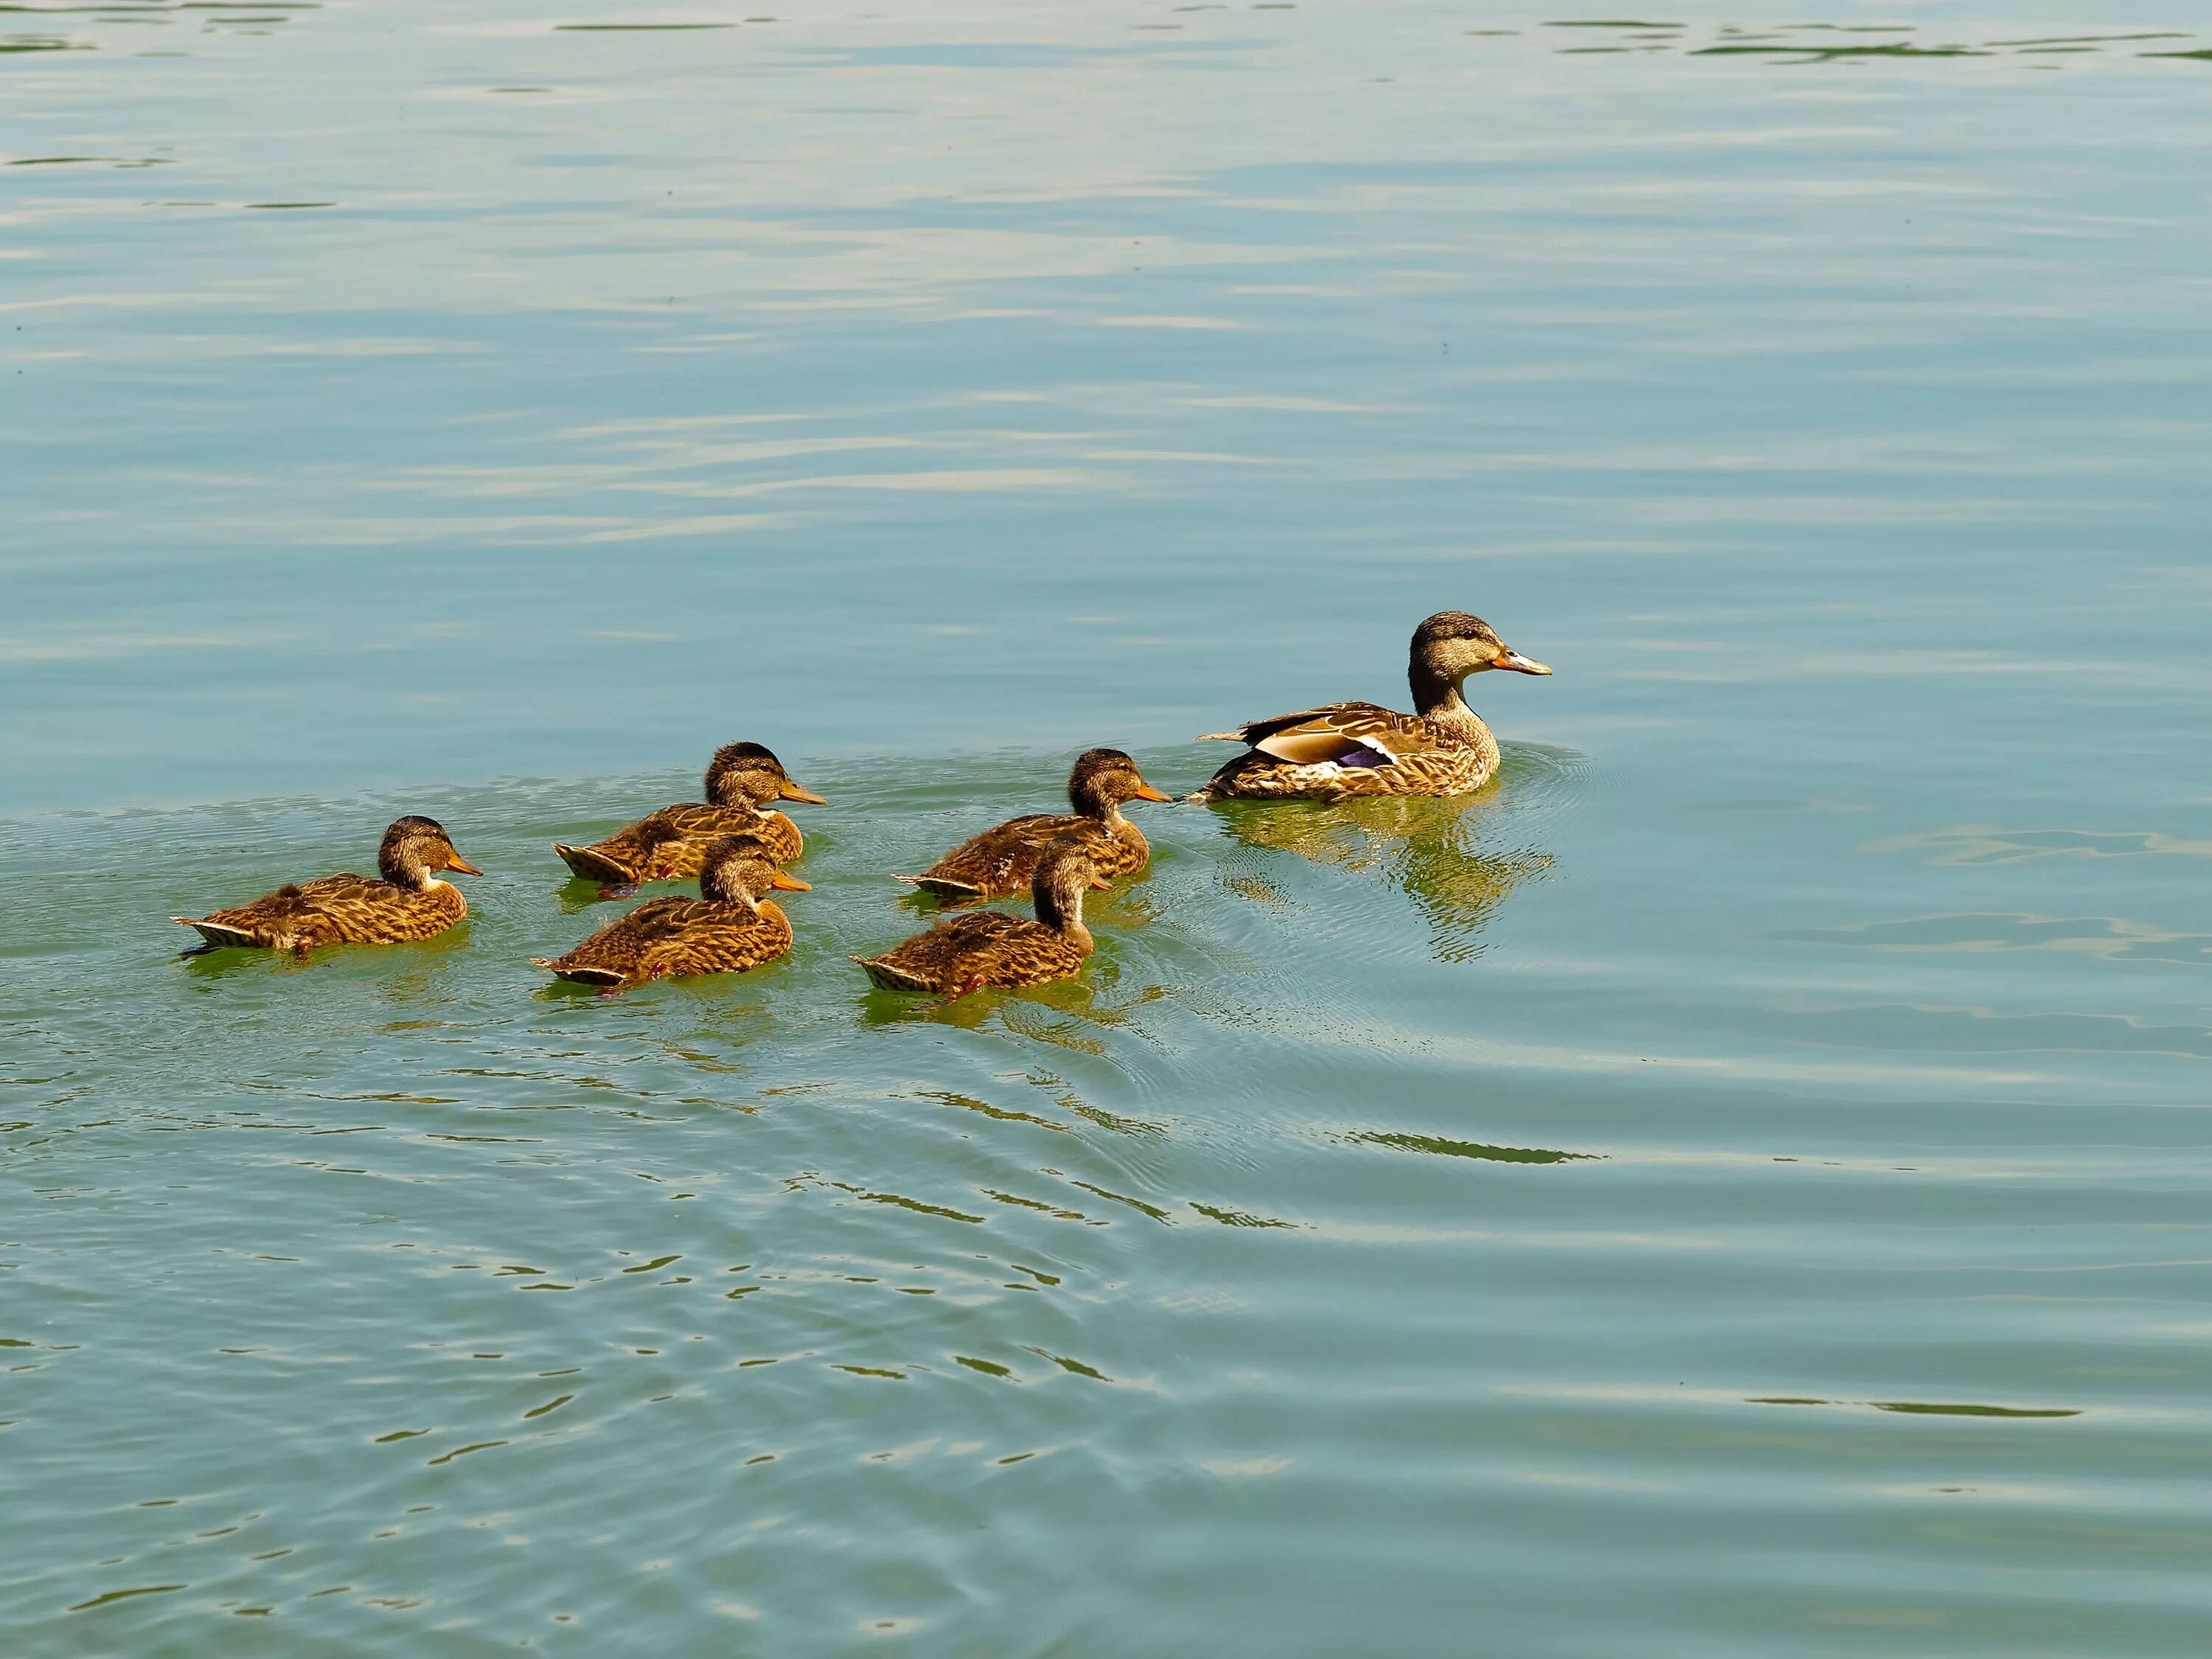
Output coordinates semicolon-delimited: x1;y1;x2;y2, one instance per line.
180;877;351;949
855;910;1029;991
535;896;703;983
899;813;1082;900
186;873;456;950
1197;701;1427;768
637;903;793;981
554;822;659;883
554;802;765;884
639;804;802;875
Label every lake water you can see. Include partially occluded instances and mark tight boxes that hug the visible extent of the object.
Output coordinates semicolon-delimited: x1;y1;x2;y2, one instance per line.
8;1;2212;1652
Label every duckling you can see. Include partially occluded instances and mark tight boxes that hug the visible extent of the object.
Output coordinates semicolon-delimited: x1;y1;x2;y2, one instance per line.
1191;611;1551;801
554;741;825;888
534;833;809;991
897;747;1171;904
173;816;481;955
856;834;1109;1000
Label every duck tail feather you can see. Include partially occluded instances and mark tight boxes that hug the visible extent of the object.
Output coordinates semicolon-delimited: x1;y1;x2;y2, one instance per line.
174;917;258;950
554;842;633;883
854;956;933;993
545;961;625;987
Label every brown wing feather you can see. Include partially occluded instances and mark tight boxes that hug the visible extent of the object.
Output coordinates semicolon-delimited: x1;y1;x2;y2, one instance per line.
634;804;801;875
1202;701;1399;747
538;896;792;986
1244;705;1458;767
555;804;801;884
636;902;793;981
198;873;464;947
903;815;1147;901
857;910;1085;995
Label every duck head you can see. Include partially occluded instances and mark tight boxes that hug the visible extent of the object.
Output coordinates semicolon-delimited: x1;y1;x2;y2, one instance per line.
1068;747;1172;823
1409;611;1550;709
698;832;811;914
378;815;482;890
705;742;828;811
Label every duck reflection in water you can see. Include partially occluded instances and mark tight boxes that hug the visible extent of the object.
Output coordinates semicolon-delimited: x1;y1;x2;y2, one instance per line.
1206;773;1554;964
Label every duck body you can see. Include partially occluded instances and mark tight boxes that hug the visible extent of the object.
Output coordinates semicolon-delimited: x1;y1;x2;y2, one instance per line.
1195;700;1500;801
1192;612;1551;802
535;834;808;990
897;748;1170;903
173;817;481;953
859;835;1107;999
856;908;1087;996
538;895;793;988
554;742;823;888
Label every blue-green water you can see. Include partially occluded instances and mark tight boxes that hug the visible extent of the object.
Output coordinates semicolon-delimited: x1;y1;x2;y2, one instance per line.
9;2;2212;1652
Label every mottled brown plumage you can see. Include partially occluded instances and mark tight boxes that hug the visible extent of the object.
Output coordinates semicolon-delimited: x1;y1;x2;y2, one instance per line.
173;816;482;954
554;742;824;888
1192;611;1551;801
856;835;1110;999
535;835;809;990
896;748;1170;903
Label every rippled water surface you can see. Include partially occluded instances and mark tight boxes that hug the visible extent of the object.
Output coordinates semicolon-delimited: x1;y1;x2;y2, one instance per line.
9;1;2212;1652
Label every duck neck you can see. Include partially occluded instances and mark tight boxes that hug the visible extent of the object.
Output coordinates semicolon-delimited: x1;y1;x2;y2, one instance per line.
1033;878;1094;952
712;782;771;815
700;860;763;908
380;851;436;891
1410;662;1478;730
1070;777;1124;830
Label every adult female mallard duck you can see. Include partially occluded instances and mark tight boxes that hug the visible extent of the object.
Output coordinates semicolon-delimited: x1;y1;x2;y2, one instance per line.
534;834;809;990
856;835;1109;1000
895;747;1171;904
554;741;825;888
1190;611;1551;801
173;815;482;955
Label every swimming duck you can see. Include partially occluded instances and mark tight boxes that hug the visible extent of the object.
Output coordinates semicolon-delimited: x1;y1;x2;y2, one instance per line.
534;833;809;990
554;742;825;888
1190;611;1551;801
173;815;482;955
896;747;1171;904
856;834;1109;999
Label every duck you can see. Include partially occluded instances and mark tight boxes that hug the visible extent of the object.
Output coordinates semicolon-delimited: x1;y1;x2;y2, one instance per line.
173;815;482;955
1189;611;1551;801
895;747;1171;904
554;742;825;888
534;833;809;990
856;834;1109;1000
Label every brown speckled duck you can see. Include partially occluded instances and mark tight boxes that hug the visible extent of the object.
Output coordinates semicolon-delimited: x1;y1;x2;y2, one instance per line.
173;815;482;955
896;747;1170;904
856;835;1108;1000
1191;611;1551;801
554;742;825;888
534;834;808;991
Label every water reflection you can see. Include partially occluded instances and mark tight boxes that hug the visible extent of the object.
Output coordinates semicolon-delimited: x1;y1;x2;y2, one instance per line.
1204;779;1557;963
856;967;1170;1043
1348;1130;1599;1166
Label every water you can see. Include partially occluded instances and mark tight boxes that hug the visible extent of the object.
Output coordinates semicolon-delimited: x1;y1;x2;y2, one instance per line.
8;1;2212;1651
